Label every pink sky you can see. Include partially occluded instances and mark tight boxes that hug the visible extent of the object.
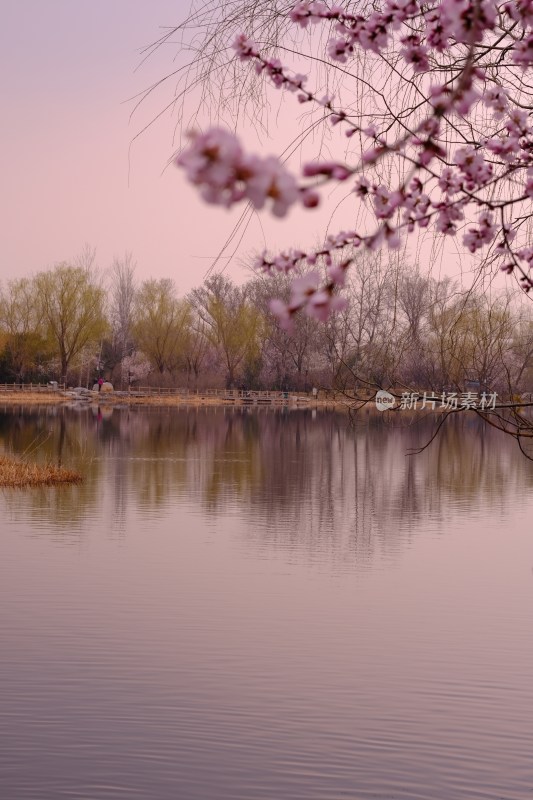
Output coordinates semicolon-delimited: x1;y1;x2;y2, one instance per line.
0;1;499;295
0;2;233;289
0;1;325;292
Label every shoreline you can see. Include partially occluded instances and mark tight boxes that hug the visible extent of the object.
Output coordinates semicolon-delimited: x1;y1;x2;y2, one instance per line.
0;390;352;410
0;390;516;415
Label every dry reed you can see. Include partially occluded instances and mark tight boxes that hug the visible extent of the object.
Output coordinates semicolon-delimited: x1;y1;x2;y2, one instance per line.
0;389;343;409
0;392;66;406
0;456;82;488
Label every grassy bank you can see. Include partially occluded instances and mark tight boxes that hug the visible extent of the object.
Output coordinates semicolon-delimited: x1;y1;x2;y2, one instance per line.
121;394;341;408
0;392;68;406
0;390;346;409
0;456;82;488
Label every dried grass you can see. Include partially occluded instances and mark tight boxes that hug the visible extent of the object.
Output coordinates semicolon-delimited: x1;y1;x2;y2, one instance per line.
0;392;66;406
124;395;229;407
0;456;82;488
122;395;337;408
0;390;342;409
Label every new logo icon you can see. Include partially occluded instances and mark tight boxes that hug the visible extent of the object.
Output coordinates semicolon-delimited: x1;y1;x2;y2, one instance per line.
375;390;396;411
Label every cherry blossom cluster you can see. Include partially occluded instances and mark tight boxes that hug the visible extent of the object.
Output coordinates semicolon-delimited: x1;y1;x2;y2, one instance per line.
175;0;533;325
256;234;363;327
288;1;523;57
176;127;306;217
270;270;348;327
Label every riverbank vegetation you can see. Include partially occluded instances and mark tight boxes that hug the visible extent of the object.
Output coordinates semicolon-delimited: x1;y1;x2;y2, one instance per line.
0;455;82;488
0;392;69;405
1;249;533;399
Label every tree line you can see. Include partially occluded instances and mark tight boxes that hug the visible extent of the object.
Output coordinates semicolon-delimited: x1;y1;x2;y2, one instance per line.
1;248;532;396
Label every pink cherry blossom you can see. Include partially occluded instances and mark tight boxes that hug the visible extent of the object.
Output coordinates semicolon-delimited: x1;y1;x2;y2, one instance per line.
289;2;334;26
327;37;353;62
175;0;533;323
245;156;299;217
514;35;533;67
434;201;465;235
232;34;259;61
302;161;351;180
328;262;349;287
290;271;321;306
176;129;303;217
306;291;348;322
438;167;462;195
400;35;430;72
301;188;320;208
372;185;402;219
269;299;293;330
483;86;509;118
454;146;492;188
505;0;533;26
354;176;371;198
463;212;496;253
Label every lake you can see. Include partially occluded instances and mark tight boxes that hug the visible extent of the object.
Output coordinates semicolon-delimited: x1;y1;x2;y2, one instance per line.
0;404;532;799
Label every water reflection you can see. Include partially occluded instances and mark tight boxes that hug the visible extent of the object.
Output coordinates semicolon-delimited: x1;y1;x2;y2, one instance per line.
1;405;532;800
0;405;530;558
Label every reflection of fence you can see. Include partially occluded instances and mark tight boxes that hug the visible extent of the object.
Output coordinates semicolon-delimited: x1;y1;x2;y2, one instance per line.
131;387;313;405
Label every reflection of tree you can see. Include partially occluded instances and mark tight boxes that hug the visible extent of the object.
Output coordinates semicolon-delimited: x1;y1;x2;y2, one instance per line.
1;406;532;560
0;406;102;529
127;413;189;510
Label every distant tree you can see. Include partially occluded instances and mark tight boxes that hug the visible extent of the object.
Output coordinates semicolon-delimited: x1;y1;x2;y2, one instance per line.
110;252;137;356
510;312;533;394
182;317;212;387
0;277;48;383
133;278;190;375
121;350;152;385
190;274;262;388
249;272;319;389
450;293;516;392
398;269;431;347
73;243;98;272
341;252;405;388
35;264;108;385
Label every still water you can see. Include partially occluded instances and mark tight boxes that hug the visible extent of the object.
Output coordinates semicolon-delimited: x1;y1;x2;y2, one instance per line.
0;405;532;800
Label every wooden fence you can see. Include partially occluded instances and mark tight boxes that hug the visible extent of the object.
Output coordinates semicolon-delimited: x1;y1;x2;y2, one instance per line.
131;387;313;404
0;383;349;406
0;383;65;392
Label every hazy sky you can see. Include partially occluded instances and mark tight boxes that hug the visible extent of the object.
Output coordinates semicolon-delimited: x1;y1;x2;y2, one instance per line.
1;1;492;294
1;0;273;290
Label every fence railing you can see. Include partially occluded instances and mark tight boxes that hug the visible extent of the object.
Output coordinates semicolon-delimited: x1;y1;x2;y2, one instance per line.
130;387;313;403
0;383;65;392
0;383;343;404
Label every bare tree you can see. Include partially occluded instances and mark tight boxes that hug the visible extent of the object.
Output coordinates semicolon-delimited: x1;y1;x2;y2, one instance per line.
183;317;212;388
249;272;320;389
109;253;137;386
